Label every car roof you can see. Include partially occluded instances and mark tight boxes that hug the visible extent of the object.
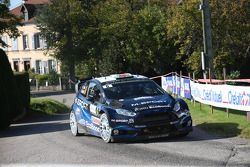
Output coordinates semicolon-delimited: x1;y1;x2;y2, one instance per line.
94;73;148;84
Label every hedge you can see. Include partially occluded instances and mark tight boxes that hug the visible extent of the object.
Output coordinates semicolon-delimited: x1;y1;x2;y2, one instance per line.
14;72;30;111
0;49;30;129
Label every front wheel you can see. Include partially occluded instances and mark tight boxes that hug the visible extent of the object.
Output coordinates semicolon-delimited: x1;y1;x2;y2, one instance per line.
100;113;112;143
70;111;79;136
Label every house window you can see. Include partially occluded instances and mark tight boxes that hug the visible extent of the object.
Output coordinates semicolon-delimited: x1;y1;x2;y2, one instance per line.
12;38;18;51
23;35;29;50
35;60;42;74
24;61;30;71
48;60;56;72
34;33;40;49
1;36;8;51
33;33;47;49
13;61;19;72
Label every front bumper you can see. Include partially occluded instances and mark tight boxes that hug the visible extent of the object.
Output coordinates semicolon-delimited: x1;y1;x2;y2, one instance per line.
110;116;192;141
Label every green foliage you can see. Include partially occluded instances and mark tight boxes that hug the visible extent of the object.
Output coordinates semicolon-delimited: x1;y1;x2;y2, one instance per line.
185;99;250;139
0;49;20;129
227;71;241;80
36;0;90;79
167;0;250;78
47;70;60;85
0;3;20;47
35;74;48;86
30;98;69;114
37;0;250;78
14;72;30;110
126;5;175;75
75;58;97;79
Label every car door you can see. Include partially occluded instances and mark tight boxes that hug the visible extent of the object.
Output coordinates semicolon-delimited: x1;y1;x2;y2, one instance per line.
86;81;103;117
74;81;90;124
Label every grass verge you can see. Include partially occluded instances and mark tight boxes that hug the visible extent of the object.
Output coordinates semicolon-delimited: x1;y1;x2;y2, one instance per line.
185;99;250;139
30;98;69;115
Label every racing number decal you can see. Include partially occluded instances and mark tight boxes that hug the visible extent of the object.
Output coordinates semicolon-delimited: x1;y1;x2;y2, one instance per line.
90;104;98;115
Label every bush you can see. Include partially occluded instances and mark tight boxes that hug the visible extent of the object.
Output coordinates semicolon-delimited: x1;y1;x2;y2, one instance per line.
30;98;69;114
14;72;30;111
47;70;59;85
35;74;49;86
0;49;21;129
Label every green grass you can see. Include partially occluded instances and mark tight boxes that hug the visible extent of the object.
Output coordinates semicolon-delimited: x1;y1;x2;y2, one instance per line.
30;98;69;115
185;99;250;139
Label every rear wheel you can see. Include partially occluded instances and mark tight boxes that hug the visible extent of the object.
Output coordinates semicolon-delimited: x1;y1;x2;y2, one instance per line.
70;111;79;136
100;113;112;143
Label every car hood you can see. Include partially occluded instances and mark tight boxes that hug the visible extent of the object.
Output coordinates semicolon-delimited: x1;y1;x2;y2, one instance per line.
109;95;175;113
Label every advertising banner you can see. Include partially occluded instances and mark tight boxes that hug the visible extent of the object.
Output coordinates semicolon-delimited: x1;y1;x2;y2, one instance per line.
190;81;250;111
161;76;191;99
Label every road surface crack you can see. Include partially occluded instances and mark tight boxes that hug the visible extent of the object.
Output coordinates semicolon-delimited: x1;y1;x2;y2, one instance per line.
225;146;237;167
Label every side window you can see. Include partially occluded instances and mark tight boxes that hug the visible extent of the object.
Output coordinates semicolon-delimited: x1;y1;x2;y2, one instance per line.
87;82;102;103
80;82;89;97
87;82;96;99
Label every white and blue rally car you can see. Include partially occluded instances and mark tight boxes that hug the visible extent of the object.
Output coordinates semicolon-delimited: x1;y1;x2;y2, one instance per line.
70;73;192;143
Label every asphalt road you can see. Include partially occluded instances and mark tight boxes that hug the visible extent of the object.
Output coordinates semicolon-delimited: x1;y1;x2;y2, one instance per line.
1;92;250;167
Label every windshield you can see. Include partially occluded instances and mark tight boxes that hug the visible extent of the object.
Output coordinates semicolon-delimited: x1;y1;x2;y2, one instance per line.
102;80;165;100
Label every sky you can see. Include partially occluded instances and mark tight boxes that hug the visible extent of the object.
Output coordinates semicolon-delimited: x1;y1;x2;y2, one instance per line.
9;0;22;9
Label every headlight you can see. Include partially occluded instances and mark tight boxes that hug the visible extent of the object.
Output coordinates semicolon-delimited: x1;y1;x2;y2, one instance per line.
173;102;181;112
115;109;136;117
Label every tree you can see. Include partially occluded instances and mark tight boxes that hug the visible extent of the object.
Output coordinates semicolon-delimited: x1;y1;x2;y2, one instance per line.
36;0;93;80
0;1;20;47
167;0;250;78
126;5;175;75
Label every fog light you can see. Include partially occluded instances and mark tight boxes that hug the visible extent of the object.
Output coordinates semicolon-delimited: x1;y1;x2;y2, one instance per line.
113;129;119;135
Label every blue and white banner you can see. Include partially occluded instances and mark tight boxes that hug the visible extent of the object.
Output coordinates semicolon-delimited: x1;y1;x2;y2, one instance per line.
161;76;250;111
190;81;250;111
161;76;191;99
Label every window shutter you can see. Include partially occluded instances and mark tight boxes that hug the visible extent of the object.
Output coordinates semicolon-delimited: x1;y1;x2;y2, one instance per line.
32;34;35;49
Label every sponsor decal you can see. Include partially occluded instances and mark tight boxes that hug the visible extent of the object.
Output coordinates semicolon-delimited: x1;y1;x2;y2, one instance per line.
79;119;100;132
148;133;169;139
134;104;171;111
86;122;100;132
111;119;128;123
91;116;101;125
133;96;154;101
75;98;88;110
90;104;98;115
148;104;171;109
131;100;167;107
134;106;149;112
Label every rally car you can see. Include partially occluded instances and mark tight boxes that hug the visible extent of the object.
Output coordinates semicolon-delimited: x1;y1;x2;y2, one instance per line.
70;73;192;143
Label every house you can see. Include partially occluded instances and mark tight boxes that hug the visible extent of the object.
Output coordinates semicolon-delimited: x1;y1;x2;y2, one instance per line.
0;0;59;74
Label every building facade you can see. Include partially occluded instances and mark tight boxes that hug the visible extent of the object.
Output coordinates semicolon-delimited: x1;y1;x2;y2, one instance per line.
1;0;59;74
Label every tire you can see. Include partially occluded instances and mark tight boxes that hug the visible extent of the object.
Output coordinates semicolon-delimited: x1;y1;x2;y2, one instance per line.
100;113;112;143
70;111;79;136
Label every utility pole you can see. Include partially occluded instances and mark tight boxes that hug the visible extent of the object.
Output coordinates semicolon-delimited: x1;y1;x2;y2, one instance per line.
200;0;213;79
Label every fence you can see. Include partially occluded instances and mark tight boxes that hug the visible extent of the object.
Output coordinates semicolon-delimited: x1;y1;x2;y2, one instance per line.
30;77;75;91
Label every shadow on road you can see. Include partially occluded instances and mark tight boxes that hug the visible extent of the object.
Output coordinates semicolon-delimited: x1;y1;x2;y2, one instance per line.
0;112;240;143
0;114;69;138
121;123;241;144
